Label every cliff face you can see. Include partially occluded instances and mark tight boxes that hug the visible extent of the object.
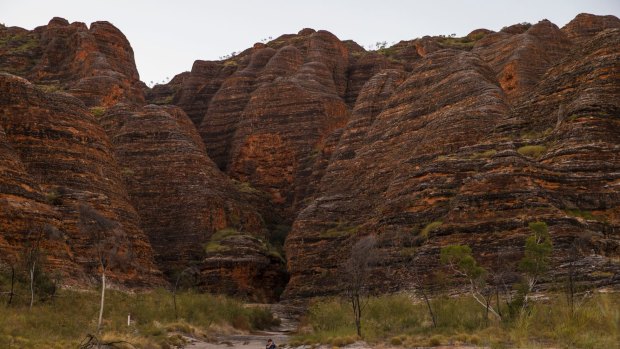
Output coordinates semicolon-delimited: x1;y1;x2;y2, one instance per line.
0;73;161;285
98;104;287;298
1;13;619;299
283;16;620;298
0;19;287;298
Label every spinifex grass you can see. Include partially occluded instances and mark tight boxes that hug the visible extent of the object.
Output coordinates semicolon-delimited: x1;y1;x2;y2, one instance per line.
0;288;278;349
293;292;620;349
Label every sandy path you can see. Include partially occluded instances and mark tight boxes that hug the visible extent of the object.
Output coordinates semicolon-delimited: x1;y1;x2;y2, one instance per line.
185;303;297;349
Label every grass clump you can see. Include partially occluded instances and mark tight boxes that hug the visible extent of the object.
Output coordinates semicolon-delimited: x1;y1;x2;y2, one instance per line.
471;149;497;159
428;335;443;346
517;145;547;159
36;84;63;93
420;221;442;238
320;222;359;239
565;209;605;222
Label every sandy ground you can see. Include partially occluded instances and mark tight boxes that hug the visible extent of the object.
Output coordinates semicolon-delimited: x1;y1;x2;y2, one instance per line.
184;303;295;349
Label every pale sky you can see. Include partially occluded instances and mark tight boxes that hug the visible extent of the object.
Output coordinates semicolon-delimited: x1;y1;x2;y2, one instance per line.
2;0;619;86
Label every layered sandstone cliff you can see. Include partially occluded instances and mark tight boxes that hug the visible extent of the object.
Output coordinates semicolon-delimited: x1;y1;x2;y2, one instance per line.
1;14;618;300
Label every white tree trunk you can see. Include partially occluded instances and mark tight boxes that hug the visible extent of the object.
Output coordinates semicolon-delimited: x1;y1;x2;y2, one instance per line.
29;261;36;310
98;271;106;332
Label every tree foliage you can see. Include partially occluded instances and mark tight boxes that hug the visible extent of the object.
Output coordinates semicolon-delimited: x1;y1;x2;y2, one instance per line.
518;221;553;309
440;245;500;319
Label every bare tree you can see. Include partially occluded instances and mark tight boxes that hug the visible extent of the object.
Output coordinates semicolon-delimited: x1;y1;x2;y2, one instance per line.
22;224;62;309
6;263;16;306
172;265;199;320
23;227;44;310
412;269;437;327
78;204;129;333
341;235;377;337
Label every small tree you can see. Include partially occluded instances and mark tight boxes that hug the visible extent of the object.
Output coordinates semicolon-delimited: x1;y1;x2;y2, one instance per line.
518;221;552;309
78;204;129;333
341;235;377;337
440;245;501;319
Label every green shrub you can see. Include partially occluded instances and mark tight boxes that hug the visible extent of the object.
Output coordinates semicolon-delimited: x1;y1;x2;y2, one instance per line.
249;307;281;330
204;228;239;253
517;145;547;159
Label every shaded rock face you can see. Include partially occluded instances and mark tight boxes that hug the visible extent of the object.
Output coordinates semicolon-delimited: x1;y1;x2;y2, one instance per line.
0;17;144;107
151;30;353;223
0;73;161;286
98;104;287;300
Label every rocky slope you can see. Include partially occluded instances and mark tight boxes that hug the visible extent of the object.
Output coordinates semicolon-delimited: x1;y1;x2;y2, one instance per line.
1;13;618;299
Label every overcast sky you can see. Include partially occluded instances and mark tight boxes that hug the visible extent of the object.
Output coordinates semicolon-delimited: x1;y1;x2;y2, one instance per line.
2;0;619;85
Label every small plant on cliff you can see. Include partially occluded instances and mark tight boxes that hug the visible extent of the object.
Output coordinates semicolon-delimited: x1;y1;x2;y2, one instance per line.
204;228;239;254
90;107;107;117
44;186;66;205
78;204;132;333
